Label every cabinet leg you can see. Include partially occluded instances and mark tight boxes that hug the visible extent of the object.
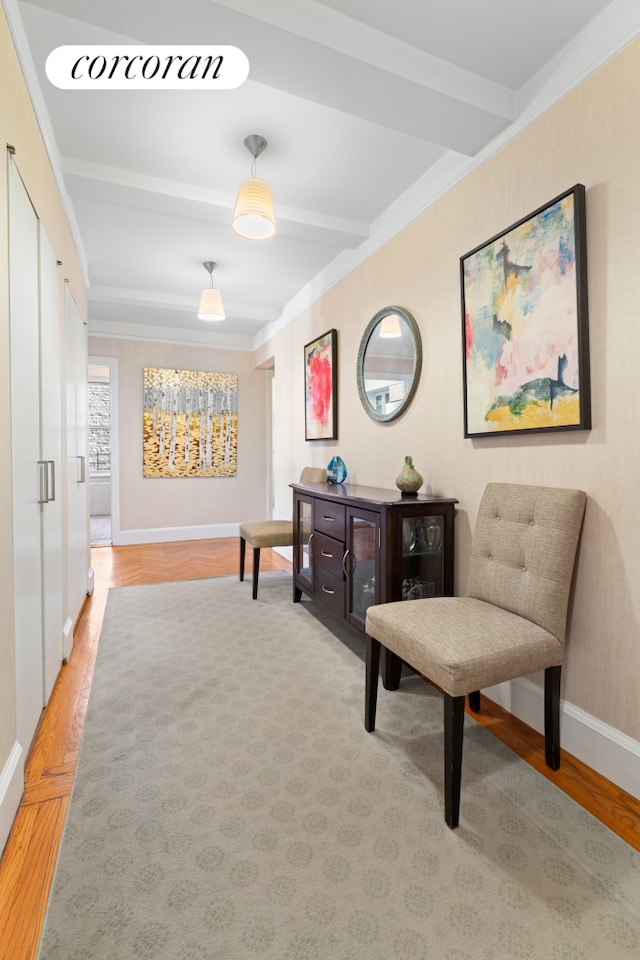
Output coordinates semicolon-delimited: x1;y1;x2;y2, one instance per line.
381;648;403;690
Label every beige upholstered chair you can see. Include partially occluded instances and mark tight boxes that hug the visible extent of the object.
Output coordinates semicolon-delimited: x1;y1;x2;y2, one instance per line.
365;483;587;828
239;466;327;599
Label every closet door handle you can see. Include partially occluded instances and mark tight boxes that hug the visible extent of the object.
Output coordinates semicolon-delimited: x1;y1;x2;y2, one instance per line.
48;461;56;502
78;455;86;483
38;460;48;504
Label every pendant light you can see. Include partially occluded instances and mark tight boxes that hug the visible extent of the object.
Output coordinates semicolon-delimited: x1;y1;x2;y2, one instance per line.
232;134;276;240
198;261;225;321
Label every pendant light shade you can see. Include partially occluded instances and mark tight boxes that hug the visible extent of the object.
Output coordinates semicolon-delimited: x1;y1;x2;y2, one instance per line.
232;135;276;241
232;177;276;240
198;261;225;321
379;314;402;338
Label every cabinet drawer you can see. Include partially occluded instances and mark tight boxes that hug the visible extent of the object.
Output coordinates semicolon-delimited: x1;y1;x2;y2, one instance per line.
314;568;345;618
314;499;346;539
314;531;345;580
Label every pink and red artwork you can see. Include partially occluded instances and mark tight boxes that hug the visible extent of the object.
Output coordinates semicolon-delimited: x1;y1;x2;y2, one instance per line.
304;329;337;440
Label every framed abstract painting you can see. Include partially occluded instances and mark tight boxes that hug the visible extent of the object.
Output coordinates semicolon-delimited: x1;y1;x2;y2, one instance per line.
304;329;338;440
461;184;591;438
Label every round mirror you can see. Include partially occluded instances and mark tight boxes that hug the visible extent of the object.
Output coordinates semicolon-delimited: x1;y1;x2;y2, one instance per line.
356;306;422;422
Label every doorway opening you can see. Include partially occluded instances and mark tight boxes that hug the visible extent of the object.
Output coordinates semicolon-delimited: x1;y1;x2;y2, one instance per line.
87;357;120;546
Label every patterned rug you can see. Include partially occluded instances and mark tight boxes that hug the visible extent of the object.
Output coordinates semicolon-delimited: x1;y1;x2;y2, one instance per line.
37;572;640;960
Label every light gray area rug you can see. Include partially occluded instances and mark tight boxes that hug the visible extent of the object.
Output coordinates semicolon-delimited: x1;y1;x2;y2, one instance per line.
38;572;640;960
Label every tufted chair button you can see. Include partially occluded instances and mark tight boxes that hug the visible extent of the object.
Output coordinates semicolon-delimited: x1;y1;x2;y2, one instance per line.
522;566;527;572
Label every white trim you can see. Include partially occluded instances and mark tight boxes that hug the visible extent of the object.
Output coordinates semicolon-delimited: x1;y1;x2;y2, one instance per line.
118;523;240;546
484;677;640;802
0;742;24;855
62;616;73;662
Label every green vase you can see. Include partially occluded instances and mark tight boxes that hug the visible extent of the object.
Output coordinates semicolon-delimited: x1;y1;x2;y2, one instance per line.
395;455;423;497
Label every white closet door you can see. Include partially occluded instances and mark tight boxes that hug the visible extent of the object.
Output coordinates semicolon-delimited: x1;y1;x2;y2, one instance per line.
39;230;64;700
65;286;90;641
9;160;44;750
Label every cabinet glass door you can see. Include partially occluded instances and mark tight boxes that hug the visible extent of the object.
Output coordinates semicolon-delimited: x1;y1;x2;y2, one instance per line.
401;514;444;600
295;496;314;589
346;508;379;629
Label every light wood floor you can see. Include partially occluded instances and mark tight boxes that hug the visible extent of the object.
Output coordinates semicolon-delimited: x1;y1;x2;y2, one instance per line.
1;538;639;960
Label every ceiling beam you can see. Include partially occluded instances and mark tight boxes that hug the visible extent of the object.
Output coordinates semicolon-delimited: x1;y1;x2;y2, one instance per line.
61;158;370;247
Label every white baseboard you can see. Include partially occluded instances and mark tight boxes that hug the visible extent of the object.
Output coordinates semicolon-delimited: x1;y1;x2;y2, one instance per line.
62;616;74;661
118;522;240;545
484;677;640;801
0;742;24;856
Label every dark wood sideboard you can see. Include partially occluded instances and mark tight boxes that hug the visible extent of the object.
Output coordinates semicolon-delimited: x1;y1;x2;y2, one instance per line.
291;481;457;687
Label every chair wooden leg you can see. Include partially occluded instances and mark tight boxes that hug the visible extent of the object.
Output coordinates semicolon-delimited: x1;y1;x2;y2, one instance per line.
252;547;260;599
468;690;481;712
381;648;403;690
545;665;561;770
239;537;246;582
365;637;381;732
444;694;465;829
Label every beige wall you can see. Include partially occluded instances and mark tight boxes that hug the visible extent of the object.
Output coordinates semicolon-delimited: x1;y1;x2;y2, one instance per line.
258;37;640;743
88;337;270;533
0;10;86;767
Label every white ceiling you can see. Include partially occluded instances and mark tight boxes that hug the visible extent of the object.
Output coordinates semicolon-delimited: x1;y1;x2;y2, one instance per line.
7;0;640;349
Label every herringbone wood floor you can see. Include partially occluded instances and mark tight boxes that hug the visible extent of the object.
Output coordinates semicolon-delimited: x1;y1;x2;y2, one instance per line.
1;538;639;960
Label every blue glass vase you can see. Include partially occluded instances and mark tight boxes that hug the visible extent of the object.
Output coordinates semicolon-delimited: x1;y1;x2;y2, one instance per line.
327;455;347;484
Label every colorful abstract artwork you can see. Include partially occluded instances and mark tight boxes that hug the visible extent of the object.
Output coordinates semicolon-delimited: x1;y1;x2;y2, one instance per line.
461;184;590;437
304;329;338;440
143;367;237;477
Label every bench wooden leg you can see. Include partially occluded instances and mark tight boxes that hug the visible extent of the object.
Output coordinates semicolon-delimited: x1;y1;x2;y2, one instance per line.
239;537;246;582
252;547;260;599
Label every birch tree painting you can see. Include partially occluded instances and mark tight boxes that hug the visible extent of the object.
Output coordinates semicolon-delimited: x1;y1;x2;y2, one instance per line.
143;367;238;477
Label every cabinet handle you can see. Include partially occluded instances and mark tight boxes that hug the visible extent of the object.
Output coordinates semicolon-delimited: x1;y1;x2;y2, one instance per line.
321;585;335;595
322;515;335;521
320;550;333;558
78;455;86;483
342;549;350;578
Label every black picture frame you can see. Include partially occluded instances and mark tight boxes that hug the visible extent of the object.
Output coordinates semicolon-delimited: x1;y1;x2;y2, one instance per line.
304;328;338;441
460;184;591;438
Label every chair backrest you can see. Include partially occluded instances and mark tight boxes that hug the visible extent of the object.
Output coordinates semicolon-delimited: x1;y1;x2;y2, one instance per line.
299;466;327;483
467;483;586;646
